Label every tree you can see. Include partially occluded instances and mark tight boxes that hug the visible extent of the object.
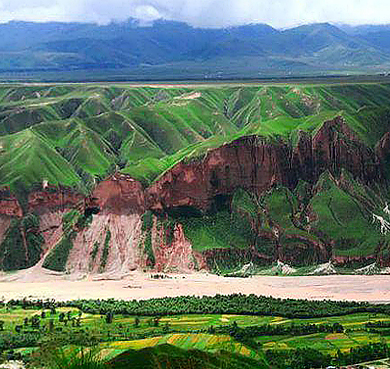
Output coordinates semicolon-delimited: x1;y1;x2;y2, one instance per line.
0;320;4;331
49;319;54;332
208;325;215;334
105;311;114;324
134;317;140;328
229;321;239;336
31;316;40;329
163;322;170;334
153;317;160;327
332;322;344;333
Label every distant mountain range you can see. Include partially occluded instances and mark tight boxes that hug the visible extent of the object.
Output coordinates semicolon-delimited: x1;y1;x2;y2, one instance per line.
1;20;390;79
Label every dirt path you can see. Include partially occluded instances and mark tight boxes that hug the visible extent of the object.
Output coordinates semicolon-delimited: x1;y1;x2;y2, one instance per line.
1;267;390;302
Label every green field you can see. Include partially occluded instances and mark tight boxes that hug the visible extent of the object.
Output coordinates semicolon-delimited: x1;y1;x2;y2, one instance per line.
2;300;390;368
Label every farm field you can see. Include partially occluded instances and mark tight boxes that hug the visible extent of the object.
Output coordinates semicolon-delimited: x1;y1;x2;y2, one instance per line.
2;297;390;368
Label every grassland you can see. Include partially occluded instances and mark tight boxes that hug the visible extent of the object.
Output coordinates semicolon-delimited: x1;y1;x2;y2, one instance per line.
1;82;390;191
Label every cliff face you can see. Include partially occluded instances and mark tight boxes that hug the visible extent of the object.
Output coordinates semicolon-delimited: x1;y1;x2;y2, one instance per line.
0;189;23;218
147;117;381;213
311;116;381;182
28;187;84;214
66;174;146;275
67;213;143;275
151;222;206;273
147;136;290;212
87;173;145;215
1;116;389;273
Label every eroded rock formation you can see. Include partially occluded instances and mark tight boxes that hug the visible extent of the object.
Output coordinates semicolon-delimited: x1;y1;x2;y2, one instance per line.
147;116;382;213
1;116;389;273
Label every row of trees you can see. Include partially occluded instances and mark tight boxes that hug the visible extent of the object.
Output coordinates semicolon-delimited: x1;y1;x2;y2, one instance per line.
217;321;344;342
6;294;390;319
59;294;387;318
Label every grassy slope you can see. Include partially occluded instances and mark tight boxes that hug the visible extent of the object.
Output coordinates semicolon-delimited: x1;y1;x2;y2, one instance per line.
1;83;390;191
108;343;264;369
310;172;386;256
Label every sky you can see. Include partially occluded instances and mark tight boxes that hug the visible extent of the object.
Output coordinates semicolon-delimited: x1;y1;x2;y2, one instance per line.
0;0;389;28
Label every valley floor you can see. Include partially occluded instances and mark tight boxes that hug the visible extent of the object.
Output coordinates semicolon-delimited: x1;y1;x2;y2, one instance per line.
1;267;390;302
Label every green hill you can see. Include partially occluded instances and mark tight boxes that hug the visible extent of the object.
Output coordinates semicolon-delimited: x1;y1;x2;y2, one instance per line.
2;82;390;271
108;344;266;369
0;83;390;191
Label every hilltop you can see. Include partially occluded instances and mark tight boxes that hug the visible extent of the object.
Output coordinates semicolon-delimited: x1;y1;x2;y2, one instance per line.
1;82;390;274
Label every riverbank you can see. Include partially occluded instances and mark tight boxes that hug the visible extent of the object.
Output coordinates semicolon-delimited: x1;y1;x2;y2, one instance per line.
1;267;390;302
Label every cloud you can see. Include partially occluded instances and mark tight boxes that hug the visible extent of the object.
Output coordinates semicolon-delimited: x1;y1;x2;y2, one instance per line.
0;0;389;28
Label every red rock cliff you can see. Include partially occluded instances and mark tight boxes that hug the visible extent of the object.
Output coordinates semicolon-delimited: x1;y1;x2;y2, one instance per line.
28;186;84;214
88;173;145;214
0;188;23;217
146;116;381;212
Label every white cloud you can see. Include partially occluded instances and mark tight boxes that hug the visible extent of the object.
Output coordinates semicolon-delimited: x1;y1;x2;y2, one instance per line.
0;0;389;28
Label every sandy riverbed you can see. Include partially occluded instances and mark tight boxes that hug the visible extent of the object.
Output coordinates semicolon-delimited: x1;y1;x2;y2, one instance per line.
0;266;390;302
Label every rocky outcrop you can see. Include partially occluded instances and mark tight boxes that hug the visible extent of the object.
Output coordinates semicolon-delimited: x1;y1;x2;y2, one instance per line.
28;186;83;214
292;130;313;183
0;189;23;217
147;116;381;212
87;173;145;215
311;116;381;182
375;131;390;160
67;213;143;275
333;255;377;267
152;222;206;273
0;215;12;247
38;210;64;253
376;131;390;178
147;136;291;212
2;117;389;273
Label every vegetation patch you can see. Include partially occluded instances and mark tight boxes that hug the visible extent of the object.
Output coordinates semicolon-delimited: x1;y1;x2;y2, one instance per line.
42;231;76;272
42;210;90;272
99;229;112;273
0;214;44;271
90;241;100;261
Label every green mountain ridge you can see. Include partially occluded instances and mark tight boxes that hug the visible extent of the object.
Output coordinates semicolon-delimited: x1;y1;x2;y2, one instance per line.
2;82;390;272
0;82;389;190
